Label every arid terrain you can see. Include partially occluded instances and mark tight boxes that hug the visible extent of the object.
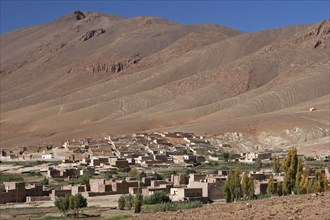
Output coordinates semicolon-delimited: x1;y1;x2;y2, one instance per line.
0;11;329;149
136;193;330;220
0;192;329;219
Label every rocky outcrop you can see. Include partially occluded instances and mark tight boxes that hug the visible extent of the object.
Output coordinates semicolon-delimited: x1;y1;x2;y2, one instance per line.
73;10;85;20
79;28;106;41
67;58;141;74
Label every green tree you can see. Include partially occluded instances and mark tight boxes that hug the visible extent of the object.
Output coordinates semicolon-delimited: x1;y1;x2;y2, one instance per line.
224;168;243;202
241;171;250;199
118;195;125;210
273;156;281;173
55;196;70;217
314;169;328;193
138;171;147;181
248;177;254;198
282;147;298;195
277;182;283;196
223;152;230;162
70;194;87;216
125;194;134;210
307;178;315;194
299;165;310;194
40;177;49;186
134;191;143;213
154;172;164;180
224;169;233;203
233;167;243;200
267;176;275;195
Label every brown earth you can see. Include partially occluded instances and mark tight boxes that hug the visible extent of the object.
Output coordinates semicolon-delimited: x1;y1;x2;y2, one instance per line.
0;193;329;219
135;193;330;220
0;11;329;148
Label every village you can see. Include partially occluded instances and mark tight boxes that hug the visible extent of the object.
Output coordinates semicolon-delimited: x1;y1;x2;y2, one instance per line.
0;131;329;211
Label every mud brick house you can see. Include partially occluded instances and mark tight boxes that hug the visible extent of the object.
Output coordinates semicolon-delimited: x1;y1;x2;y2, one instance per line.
170;187;203;202
111;180;139;194
171;174;189;187
141;176;156;187
112;158;129;168
0;182;26;204
254;179;278;195
188;175;225;201
50;189;72;201
25;184;44;197
90;179;112;193
72;185;89;195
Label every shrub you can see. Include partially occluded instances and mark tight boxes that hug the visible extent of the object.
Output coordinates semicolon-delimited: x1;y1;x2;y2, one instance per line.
118;196;125;210
125;194;134;210
41;177;49;186
143;191;170;205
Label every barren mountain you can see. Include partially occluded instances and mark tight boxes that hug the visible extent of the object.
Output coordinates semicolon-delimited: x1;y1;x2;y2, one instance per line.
1;11;329;148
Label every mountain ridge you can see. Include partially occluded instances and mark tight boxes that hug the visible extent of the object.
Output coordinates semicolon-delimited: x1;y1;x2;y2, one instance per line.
0;11;329;148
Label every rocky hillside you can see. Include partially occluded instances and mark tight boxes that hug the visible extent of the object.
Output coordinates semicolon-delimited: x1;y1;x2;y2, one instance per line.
0;11;329;147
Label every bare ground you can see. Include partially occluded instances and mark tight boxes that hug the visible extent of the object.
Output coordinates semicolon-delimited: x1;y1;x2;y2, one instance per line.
1;193;329;220
135;193;330;220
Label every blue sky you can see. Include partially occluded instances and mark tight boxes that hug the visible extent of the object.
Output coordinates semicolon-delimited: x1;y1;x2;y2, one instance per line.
1;1;329;34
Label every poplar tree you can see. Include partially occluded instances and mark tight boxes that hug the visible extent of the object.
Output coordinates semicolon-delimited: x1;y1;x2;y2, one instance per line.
134;191;143;213
282;147;298;195
267;175;275;195
273;156;281;173
241;171;249;199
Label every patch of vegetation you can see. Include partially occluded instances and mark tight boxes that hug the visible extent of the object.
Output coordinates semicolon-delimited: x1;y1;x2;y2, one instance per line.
143;191;170;205
142;200;203;213
154;172;164;180
55;194;87;217
0;173;24;183
118;166;131;173
24;171;42;177
2;160;60;168
40;177;49;186
118;194;135;210
102;214;132;220
185;168;196;175
69;173;91;185
105;168;118;179
39;216;66;220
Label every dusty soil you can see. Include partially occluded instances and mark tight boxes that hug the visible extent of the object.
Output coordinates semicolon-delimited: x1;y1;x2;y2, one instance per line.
135;193;330;220
0;193;329;219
